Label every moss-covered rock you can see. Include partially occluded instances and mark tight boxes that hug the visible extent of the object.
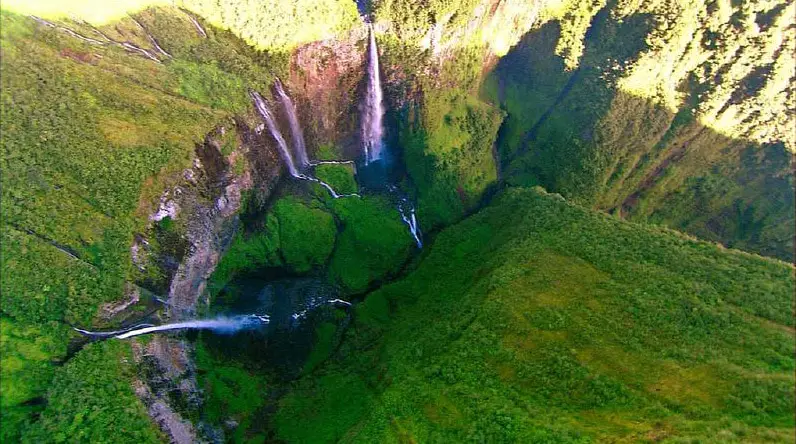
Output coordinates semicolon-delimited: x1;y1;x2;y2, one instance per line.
275;197;337;273
315;164;358;196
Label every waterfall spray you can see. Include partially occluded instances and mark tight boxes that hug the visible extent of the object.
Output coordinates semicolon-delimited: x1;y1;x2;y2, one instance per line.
362;24;385;164
274;80;310;168
75;315;270;340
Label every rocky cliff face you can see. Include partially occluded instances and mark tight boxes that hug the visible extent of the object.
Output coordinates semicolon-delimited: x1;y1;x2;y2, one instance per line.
130;121;280;442
286;25;368;157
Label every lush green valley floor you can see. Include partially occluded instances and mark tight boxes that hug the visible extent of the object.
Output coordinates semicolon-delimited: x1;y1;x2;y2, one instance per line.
274;187;795;443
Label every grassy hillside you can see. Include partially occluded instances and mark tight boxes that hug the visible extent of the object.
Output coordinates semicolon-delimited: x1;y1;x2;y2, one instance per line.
274;187;795;442
370;0;793;261
3;0;359;52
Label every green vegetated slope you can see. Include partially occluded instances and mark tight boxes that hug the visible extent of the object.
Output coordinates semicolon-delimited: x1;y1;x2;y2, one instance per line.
0;5;290;440
275;187;795;443
374;1;508;231
22;341;164;443
482;0;795;261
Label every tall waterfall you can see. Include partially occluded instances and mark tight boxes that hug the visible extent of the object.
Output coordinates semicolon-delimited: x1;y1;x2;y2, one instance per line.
75;315;270;340
274;80;310;168
361;24;385;164
250;90;299;177
74;299;354;339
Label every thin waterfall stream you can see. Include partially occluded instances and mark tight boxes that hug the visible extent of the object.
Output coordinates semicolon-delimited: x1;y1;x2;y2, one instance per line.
359;25;423;248
251;89;299;177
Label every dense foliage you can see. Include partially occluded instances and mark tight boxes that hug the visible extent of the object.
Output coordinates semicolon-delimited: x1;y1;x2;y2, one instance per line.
0;318;69;441
274;187;795;442
327;196;414;293
22;341;163;443
4;0;359;52
209;195;341;299
210;191;414;298
183;0;360;51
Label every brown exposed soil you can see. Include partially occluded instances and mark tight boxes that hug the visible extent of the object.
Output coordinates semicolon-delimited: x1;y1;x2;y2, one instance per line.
59;48;97;64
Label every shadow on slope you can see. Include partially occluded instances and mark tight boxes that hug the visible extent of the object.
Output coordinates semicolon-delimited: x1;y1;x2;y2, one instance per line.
483;10;794;262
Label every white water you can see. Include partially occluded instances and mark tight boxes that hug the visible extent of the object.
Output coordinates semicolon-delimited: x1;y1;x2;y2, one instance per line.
75;315;269;340
73;323;154;338
251;89;360;199
400;208;422;248
362;24;385;164
308;160;355;166
290;297;352;324
275;80;310;169
300;174;360;198
398;200;422;248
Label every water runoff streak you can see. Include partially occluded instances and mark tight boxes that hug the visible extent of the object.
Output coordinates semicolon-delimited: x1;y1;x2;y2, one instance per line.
250;89;359;199
251;90;299;177
389;185;422;248
398;200;422;248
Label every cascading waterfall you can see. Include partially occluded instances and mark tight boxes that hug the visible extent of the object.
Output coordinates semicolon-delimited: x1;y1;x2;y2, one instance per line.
361;24;385;164
309;160;354;166
74;296;353;340
274;80;310;168
250;89;359;199
291;298;352;324
75;315;270;340
251;90;299;177
358;25;424;249
73;323;155;338
254;77;421;247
